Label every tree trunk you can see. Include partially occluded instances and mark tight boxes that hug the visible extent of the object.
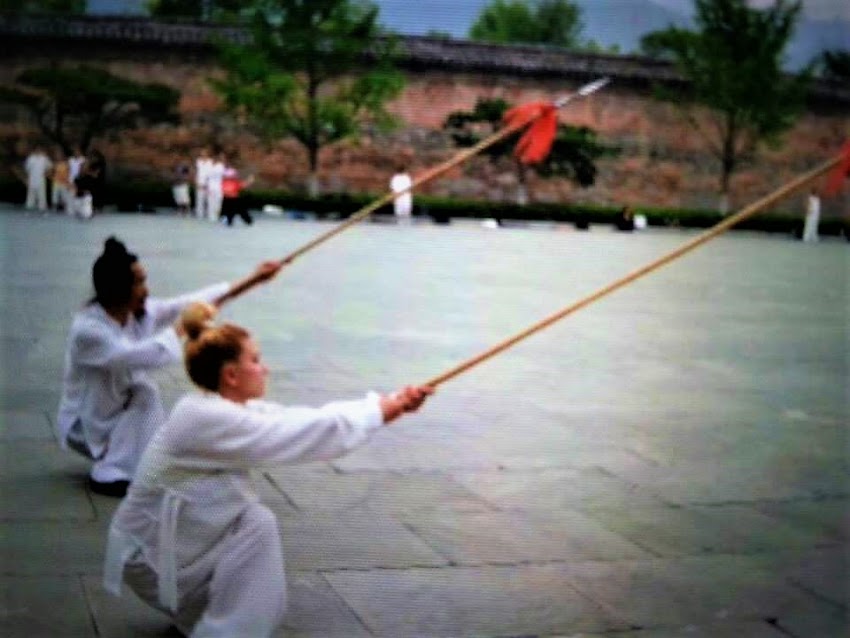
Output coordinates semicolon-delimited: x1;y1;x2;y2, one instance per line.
306;172;320;198
515;162;529;206
306;75;321;197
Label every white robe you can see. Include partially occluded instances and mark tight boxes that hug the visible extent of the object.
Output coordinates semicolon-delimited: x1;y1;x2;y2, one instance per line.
194;157;212;219
104;391;384;636
56;282;230;482
390;172;413;218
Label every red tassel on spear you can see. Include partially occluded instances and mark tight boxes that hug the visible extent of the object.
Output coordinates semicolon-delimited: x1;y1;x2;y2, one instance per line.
504;102;559;164
503;77;610;165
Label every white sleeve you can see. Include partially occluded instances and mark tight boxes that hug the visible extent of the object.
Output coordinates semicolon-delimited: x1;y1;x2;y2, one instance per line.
145;282;231;331
71;321;181;372
175;394;385;467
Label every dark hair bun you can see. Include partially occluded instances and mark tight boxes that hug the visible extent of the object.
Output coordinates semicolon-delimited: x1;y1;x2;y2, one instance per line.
103;236;128;257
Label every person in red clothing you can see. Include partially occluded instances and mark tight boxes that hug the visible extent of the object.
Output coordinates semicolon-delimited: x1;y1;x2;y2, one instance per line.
221;161;255;226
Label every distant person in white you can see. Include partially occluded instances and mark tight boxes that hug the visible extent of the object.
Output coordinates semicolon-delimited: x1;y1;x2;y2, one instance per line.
56;237;283;498
802;189;820;242
390;166;413;223
22;146;53;211
194;147;212;220
68;145;86;183
205;150;226;222
104;302;433;637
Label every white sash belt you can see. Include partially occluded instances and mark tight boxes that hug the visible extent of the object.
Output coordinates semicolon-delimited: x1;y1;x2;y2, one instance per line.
157;488;184;612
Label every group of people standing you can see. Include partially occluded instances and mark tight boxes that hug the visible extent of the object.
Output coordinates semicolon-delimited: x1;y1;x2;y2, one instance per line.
18;145;105;218
55;236;432;636
178;147;254;226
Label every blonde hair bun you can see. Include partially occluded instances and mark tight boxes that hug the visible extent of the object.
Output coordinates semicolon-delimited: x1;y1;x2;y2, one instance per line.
180;301;218;340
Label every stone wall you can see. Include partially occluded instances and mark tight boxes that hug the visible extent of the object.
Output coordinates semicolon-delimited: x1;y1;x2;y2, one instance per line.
1;17;847;215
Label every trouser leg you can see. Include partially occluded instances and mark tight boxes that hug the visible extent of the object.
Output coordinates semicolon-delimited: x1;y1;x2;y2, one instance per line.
206;190;223;222
191;503;286;638
25;184;37;209
89;383;164;483
238;203;253;225
195;186;206;218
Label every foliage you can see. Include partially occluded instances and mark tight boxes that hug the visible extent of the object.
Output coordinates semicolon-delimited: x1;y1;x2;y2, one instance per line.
0;0;85;13
640;0;810;201
0;65;180;153
820;49;850;82
469;0;583;49
212;0;404;194
443;97;614;202
146;0;244;21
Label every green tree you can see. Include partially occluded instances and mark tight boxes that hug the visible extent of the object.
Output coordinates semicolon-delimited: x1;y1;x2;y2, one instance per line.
820;49;850;82
640;0;810;210
146;0;243;21
469;0;583;48
212;0;404;195
0;0;85;13
0;66;180;153
443;97;612;204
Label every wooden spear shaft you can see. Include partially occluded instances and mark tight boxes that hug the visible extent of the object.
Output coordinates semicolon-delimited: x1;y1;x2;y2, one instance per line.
422;153;843;388
279;78;611;264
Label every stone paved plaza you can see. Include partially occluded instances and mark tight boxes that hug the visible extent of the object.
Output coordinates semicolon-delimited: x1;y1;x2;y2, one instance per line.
0;205;847;637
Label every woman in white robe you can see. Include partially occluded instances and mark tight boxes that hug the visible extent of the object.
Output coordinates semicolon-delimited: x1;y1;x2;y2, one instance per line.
56;237;283;497
104;304;432;637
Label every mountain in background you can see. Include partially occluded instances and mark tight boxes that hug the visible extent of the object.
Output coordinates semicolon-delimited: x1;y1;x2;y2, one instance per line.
86;0;849;70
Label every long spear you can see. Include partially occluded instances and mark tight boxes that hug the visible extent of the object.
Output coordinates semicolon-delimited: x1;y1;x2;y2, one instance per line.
422;151;846;388
276;78;611;264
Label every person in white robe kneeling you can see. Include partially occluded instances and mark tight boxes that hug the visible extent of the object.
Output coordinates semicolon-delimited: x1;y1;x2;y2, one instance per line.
56;237;283;498
104;302;432;637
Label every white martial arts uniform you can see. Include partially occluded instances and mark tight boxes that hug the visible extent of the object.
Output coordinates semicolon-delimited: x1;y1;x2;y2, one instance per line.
56;282;230;483
69;154;86;183
104;391;384;637
205;161;225;222
390;172;413;222
194;157;212;219
24;151;53;211
803;193;821;242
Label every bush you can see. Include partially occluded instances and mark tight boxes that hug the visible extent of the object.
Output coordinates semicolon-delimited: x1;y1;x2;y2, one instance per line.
0;177;846;237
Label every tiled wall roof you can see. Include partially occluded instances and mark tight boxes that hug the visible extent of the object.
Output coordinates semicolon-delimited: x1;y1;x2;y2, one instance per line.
1;15;846;104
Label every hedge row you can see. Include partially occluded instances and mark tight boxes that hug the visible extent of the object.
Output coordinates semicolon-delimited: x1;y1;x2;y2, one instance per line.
2;177;847;236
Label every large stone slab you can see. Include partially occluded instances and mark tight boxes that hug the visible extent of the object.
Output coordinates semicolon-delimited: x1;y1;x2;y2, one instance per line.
0;410;54;440
278;509;449;570
754;497;849;542
582;503;834;558
451;467;668;511
602;457;847;505
0;575;95;637
562;555;837;628
325;564;628;637
0;439;94;521
81;575;180;638
0;439;90;479
0;521;106;575
747;547;849;609
399;508;651;565
265;466;492;514
562;619;788;637
771;606;849;638
329;426;503;472
0;474;95;522
278;572;373;637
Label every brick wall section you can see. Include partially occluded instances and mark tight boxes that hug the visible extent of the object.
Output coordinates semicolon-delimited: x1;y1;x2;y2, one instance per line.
1;16;847;214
